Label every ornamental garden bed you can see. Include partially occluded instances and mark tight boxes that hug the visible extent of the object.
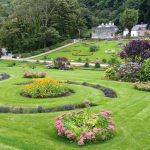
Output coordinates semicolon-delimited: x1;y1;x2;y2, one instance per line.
23;71;47;78
134;82;150;92
72;50;93;56
67;81;117;98
55;110;116;146
21;78;73;98
0;100;97;114
0;73;10;81
105;50;115;54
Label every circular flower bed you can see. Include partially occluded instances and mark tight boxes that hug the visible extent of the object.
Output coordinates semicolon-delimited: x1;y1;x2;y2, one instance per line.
55;110;116;146
22;78;71;98
134;82;150;92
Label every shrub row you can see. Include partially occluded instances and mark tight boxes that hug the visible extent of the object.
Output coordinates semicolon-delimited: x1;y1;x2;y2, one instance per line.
0;101;97;114
23;71;47;78
67;81;117;98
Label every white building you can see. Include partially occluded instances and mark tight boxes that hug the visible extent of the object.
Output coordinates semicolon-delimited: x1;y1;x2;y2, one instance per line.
92;22;118;39
123;24;148;37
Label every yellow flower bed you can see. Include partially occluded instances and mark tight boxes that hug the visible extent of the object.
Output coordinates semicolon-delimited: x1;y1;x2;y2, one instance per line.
22;78;68;98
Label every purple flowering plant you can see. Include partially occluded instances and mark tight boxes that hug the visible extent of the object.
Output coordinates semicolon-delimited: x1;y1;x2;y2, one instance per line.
119;40;150;63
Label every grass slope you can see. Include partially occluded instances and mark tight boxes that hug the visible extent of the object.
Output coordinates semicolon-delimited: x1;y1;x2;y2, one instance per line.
34;40;128;61
0;60;150;150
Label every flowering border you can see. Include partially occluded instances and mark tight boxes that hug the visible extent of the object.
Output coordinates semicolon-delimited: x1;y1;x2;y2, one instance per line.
67;81;117;98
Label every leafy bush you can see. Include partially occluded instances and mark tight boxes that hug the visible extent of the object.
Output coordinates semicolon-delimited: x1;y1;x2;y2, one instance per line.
55;110;116;146
134;82;150;92
23;71;47;78
90;44;99;52
95;62;101;68
118;62;141;82
140;59;150;81
105;67;118;80
102;58;107;64
84;62;89;68
54;57;71;70
119;40;150;63
22;78;68;98
77;58;82;62
8;62;16;67
108;56;120;67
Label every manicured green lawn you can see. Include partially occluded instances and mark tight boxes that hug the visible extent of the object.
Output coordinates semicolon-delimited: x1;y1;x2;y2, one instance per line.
34;40;128;62
0;60;150;150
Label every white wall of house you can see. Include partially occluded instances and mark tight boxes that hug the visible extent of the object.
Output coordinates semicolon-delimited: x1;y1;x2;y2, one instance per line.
123;30;129;37
131;31;138;37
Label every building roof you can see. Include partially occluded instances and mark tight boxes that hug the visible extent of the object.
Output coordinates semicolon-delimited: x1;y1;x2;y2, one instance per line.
124;24;148;32
132;24;147;31
97;22;118;29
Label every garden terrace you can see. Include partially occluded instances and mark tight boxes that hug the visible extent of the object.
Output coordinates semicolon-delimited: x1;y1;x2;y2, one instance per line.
0;60;149;150
33;40;128;62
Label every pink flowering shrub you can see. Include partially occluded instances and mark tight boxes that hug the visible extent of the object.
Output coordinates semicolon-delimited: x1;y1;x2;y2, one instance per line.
55;110;116;146
134;82;150;92
23;71;47;78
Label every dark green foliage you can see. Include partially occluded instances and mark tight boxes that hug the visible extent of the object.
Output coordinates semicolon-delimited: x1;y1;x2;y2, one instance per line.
90;44;99;52
84;62;89;68
0;0;86;53
102;58;107;64
140;59;150;81
8;62;16;67
0;48;2;58
78;0;150;27
108;56;120;67
120;9;138;34
95;62;101;68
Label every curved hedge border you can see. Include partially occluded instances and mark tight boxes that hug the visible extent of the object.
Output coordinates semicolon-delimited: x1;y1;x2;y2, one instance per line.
16;80;117;98
21;89;74;99
67;81;117;98
0;73;10;81
0;102;97;114
72;51;93;56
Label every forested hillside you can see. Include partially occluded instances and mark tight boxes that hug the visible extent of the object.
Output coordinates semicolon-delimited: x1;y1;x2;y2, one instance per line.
0;0;11;24
79;0;150;27
0;0;149;53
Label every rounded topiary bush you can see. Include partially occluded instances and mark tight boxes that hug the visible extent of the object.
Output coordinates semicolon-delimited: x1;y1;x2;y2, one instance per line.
55;110;116;146
90;44;99;52
22;78;70;98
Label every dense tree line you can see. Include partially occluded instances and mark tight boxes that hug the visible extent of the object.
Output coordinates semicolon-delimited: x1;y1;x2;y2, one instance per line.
79;0;150;27
0;0;86;53
0;0;149;53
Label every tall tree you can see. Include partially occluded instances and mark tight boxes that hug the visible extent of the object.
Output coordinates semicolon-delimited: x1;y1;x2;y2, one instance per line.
120;9;138;36
0;0;86;53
